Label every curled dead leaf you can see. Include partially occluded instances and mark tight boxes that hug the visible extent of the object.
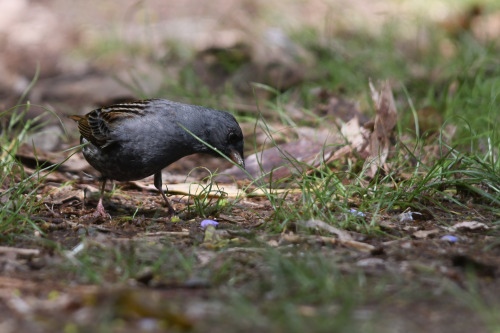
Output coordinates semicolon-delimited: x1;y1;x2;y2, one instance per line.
364;79;398;178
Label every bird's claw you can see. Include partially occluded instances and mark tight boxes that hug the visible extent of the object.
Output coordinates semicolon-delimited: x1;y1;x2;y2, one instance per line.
93;198;111;220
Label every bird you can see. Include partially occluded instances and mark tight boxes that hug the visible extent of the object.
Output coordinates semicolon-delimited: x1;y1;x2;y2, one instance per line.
70;98;245;218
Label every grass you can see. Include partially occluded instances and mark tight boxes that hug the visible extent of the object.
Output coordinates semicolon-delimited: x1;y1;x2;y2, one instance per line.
52;236;495;332
184;168;234;218
257;18;500;229
0;103;48;237
62;239;197;284
0;100;78;239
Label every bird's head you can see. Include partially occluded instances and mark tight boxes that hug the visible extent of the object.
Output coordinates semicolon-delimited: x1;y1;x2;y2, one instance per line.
205;112;245;169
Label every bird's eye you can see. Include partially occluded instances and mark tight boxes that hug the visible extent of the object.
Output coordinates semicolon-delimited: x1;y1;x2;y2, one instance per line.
228;131;239;144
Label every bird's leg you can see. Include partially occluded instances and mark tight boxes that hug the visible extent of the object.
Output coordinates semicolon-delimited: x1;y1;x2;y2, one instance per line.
94;178;111;219
154;172;175;218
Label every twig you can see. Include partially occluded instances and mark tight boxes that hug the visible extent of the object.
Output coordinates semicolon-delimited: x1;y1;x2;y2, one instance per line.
281;233;375;253
0;246;40;256
142;231;190;237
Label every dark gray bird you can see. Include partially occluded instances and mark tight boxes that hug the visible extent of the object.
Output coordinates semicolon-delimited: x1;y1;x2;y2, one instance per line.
71;98;245;218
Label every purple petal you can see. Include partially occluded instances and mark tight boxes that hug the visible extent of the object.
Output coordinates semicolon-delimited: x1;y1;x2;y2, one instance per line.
201;219;219;229
349;209;366;217
440;235;458;242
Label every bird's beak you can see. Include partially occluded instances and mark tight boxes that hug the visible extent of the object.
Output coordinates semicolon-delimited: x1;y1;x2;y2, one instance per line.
229;149;245;169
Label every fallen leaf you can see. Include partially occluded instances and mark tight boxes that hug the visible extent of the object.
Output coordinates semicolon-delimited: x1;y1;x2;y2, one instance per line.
451;221;490;232
298;219;353;241
364;79;398;178
280;233;375;252
323;117;371;165
413;229;440;239
217;139;336;182
44;185;83;204
356;258;386;268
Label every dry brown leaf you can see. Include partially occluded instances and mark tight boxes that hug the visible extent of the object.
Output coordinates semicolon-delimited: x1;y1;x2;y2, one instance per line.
413;229;440;239
280;233;375;253
364;79;398;178
298;219;353;241
44;185;83;204
217;138;337;182
323;116;371;167
451;221;490;232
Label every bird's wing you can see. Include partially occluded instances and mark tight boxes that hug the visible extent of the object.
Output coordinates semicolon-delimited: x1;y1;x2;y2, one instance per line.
71;100;155;149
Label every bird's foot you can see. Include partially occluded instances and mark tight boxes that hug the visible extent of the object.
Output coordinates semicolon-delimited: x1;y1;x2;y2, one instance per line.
93;198;111;220
165;207;176;220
